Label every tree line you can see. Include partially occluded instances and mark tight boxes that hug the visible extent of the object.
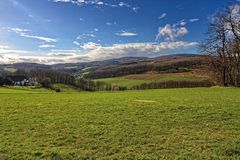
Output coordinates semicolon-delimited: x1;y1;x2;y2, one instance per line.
131;80;213;90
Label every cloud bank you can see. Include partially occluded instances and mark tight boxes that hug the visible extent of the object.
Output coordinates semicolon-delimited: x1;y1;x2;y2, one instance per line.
0;41;198;64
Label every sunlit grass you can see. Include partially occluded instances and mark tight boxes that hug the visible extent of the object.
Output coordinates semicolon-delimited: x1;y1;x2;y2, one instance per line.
0;87;239;159
95;72;209;88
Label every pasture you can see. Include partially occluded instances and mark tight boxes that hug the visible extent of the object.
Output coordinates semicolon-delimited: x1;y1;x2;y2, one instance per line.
0;87;239;159
95;72;209;88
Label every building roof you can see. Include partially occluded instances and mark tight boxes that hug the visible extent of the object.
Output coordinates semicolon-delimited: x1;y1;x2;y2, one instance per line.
6;75;28;82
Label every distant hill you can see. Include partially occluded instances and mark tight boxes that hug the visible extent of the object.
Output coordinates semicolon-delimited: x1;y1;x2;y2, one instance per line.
83;54;207;79
0;56;149;73
52;57;150;72
0;54;208;79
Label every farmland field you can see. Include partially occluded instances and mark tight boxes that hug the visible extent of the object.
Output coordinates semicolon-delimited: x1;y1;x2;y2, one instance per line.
0;87;240;159
95;72;209;88
3;67;17;73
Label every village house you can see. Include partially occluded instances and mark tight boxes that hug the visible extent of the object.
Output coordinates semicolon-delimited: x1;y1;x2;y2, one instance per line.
5;75;29;86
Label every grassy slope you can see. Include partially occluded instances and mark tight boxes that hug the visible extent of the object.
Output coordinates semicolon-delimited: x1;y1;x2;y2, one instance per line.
95;77;147;87
95;72;209;88
0;84;80;94
0;86;52;93
0;88;240;159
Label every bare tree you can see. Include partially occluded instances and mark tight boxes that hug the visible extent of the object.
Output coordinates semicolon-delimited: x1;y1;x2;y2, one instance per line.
202;3;240;86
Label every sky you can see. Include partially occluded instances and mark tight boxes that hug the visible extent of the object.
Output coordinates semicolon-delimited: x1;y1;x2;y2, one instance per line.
0;0;238;64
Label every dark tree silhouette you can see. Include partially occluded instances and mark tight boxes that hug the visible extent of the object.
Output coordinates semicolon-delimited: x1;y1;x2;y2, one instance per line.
202;3;240;86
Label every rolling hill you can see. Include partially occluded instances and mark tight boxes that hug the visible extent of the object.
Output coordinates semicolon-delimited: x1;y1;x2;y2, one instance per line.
0;54;212;88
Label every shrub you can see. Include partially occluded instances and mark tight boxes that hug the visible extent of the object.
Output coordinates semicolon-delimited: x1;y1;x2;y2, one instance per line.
41;78;52;88
0;77;4;86
119;86;127;91
55;88;61;92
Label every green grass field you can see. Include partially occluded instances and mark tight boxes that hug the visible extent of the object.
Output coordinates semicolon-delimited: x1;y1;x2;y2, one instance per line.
0;87;240;159
95;72;209;88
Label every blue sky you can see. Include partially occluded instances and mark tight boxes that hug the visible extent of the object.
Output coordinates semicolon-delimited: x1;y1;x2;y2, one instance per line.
0;0;238;64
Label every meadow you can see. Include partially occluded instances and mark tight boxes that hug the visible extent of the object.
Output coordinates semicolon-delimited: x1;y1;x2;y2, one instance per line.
95;72;208;88
0;87;240;159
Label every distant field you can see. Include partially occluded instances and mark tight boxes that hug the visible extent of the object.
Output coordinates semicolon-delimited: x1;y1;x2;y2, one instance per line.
64;66;78;70
95;72;209;88
3;67;17;73
0;87;239;159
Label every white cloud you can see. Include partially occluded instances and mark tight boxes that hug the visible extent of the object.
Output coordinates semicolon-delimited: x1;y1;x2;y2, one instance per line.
10;27;57;43
189;18;200;22
156;24;189;41
96;1;104;5
48;52;77;57
73;41;80;46
106;21;117;26
51;0;139;12
0;41;198;64
0;46;29;54
77;33;96;40
83;41;197;61
119;2;130;7
116;31;138;37
0;45;10;49
0;54;21;64
159;13;167;19
89;34;95;38
80;42;101;50
0;46;30;64
177;27;188;36
79;18;84;21
179;20;187;26
39;45;56;48
132;7;140;13
28;14;34;18
22;34;57;43
118;2;139;13
10;28;29;33
53;0;71;2
51;49;78;52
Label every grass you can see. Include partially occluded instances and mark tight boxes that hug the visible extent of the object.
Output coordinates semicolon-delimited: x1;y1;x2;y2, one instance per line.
95;72;209;88
0;87;240;159
0;86;52;93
